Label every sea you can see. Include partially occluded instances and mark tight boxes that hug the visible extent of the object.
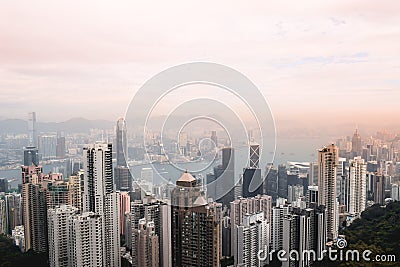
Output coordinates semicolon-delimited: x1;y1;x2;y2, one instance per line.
0;137;328;189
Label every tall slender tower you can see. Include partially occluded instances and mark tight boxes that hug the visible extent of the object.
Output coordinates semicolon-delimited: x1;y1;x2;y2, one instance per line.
115;118;132;192
318;144;339;241
348;156;367;216
116;118;128;166
5;193;23;235
28;112;37;147
21;165;48;252
82;143;120;267
242;143;262;198
249;143;260;169
83;143;114;212
207;147;235;207
351;129;362;156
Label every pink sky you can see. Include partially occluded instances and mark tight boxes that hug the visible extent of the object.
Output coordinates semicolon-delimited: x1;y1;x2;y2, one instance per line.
0;1;399;132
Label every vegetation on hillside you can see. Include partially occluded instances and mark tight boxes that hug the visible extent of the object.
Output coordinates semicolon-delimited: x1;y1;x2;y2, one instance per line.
315;201;400;267
0;235;48;267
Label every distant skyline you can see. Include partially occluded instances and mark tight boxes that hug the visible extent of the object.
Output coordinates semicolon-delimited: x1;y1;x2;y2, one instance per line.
1;1;400;131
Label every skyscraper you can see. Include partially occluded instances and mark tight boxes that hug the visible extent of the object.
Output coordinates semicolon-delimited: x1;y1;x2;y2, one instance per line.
104;192;121;267
28;112;37;147
288;184;304;203
0;199;6;235
22;181;48;252
318;144;339;241
132;218;159;267
119;191;130;237
68;212;104;267
171;172;222;267
47;205;79;267
307;186;319;206
242;143;263;198
67;171;84;213
351;128;362;156
348;156;367;217
249;143;260;169
115;118;132;193
114;166;132;192
116;117;128;167
265;164;278;200
374;174;386;205
309;162;318;186
234;212;269;267
46;180;69;210
23;146;39;166
0;178;8;192
21;164;48;253
282;206;326;267
5;193;23;235
83;143;114;212
129;198;171;267
230;195;272;257
271;203;290;252
210;130;218;150
278;164;288;198
207;147;235;207
82;143;120;267
242;168;262;198
56;136;66;159
271;202;326;266
38;135;57;160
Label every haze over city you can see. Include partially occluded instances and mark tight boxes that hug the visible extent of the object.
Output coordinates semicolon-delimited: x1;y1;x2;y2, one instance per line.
1;1;400;134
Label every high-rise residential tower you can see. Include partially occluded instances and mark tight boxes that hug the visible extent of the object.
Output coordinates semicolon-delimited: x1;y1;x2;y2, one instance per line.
67;171;84;213
47;205;79;267
171;172;222;267
234;212;269;267
83;143;114;212
129;198;171;267
318;144;339;241
230;195;272;257
5;193;23;235
68;212;104;267
132;218;159;267
21;165;48;253
82;143;120;267
348;156;367;217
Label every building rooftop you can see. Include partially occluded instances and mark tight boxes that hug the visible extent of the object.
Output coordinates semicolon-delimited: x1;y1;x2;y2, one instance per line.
177;172;196;183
